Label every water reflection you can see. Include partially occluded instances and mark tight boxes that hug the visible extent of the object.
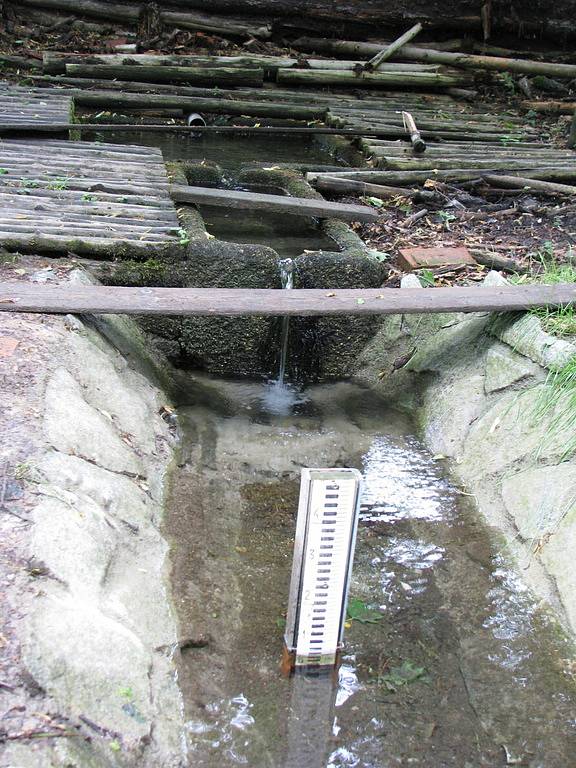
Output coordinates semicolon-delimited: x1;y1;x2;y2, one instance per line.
186;694;258;765
360;437;452;523
284;672;338;768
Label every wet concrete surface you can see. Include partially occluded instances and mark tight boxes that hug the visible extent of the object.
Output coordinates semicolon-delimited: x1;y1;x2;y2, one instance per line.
198;204;337;259
165;377;576;767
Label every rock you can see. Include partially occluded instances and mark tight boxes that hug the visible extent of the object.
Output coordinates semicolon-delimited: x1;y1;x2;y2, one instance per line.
31;495;116;598
68;332;161;454
34;451;159;530
492;313;576;371
43;368;143;476
540;508;576;631
484;345;539;393
405;313;490;373
501;463;576;540
25;591;153;741
400;273;423;288
460;386;573;477
100;530;175;649
421;369;487;456
482;269;507;287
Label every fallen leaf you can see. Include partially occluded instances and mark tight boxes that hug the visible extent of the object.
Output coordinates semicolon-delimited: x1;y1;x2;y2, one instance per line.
326;292;336;297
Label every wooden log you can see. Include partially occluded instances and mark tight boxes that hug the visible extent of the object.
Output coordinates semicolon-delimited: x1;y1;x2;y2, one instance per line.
169;184;378;222
18;0;273;39
64;90;326;120
0;233;179;258
483;174;576;196
310;167;576;186
293;37;576;79
521;100;576;114
1;283;575;317
0;121;505;141
65;64;264;88
277;68;470;88
19;0;139;23
159;10;271;39
368;140;542;150
307;169;482;185
28;77;513;123
469;249;527;273
367;23;423;69
362;144;572;159
569;110;576;150
377;157;572;171
43;51;441;75
311;174;438;201
402;111;426;154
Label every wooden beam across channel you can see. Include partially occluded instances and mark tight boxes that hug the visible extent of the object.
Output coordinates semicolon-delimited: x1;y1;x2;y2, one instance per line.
169;185;379;222
0;283;575;317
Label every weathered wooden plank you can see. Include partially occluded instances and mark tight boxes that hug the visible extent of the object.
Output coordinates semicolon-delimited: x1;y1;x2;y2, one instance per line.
0;192;176;216
0;212;179;232
0;176;168;196
0;196;179;221
0;84;73;127
169;185;378;222
0;138;164;156
0;233;181;258
0;145;166;165
1;284;575;317
0;138;180;255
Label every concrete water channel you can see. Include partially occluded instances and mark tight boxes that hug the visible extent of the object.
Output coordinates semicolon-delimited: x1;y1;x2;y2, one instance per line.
167;375;576;767
3;122;576;768
112;130;576;765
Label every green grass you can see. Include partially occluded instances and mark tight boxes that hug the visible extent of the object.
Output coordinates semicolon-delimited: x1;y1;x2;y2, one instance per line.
533;356;576;461
513;244;576;337
506;244;576;460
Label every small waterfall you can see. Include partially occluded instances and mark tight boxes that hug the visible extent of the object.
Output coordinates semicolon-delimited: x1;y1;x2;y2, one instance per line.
261;258;299;415
278;258;294;385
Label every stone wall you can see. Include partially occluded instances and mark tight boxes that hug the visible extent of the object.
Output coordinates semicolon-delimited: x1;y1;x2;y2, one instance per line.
354;272;576;635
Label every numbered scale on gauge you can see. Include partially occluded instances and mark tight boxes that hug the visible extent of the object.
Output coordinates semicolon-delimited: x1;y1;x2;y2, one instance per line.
284;468;363;670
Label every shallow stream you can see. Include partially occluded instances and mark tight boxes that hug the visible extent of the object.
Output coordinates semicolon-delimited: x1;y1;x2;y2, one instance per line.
166;377;576;768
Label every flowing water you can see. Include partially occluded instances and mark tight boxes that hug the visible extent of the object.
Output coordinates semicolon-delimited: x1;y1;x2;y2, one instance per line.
277;258;294;385
166;377;576;768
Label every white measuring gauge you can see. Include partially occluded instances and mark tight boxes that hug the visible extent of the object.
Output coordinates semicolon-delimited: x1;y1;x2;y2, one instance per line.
285;468;363;668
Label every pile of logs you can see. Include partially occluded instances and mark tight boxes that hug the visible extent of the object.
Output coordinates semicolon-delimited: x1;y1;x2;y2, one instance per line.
6;0;576;41
35;50;474;91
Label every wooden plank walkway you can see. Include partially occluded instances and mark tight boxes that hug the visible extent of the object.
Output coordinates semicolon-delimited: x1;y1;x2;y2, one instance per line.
0;139;181;258
0;283;574;317
0;83;73;125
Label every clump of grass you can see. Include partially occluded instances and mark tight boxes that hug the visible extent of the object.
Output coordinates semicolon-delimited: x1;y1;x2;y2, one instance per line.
533;356;576;461
513;243;576;337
